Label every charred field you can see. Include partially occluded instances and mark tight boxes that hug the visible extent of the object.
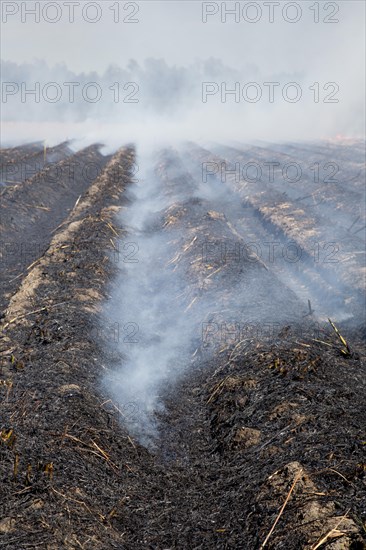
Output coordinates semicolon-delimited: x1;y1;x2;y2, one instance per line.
0;139;365;549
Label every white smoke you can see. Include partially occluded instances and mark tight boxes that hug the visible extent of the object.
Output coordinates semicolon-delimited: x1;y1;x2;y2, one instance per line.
100;139;365;446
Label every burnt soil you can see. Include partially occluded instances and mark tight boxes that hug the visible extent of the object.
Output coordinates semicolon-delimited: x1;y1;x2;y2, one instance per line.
0;141;365;549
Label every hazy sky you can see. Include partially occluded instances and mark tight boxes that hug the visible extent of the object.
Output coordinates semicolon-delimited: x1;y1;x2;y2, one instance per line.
1;1;365;144
1;1;364;74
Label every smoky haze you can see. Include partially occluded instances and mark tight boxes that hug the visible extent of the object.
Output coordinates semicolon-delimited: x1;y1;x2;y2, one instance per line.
1;53;365;146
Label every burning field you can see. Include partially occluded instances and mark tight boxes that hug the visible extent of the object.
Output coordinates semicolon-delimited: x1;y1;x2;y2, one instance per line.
0;139;365;549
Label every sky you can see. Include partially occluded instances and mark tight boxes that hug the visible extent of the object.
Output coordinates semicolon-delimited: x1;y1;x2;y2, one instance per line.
0;1;364;73
1;0;365;144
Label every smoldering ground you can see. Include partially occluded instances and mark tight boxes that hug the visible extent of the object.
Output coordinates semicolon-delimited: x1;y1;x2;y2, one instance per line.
99;142;364;446
2;1;364;447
